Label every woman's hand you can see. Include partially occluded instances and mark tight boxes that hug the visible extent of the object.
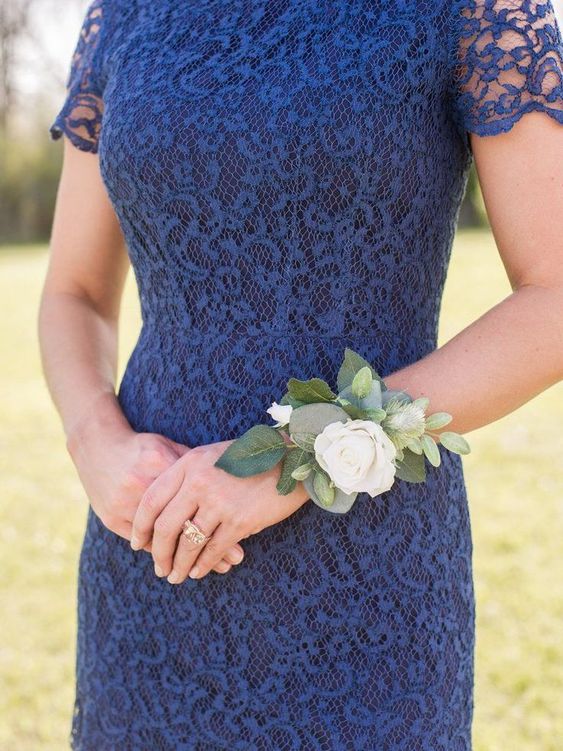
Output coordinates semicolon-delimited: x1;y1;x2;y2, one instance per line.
130;439;311;583
67;402;246;573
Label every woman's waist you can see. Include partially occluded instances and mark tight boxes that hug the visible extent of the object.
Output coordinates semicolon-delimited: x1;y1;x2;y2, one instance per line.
117;325;436;445
131;319;437;373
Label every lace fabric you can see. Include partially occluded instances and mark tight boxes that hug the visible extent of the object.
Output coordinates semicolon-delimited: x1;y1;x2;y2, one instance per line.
48;1;563;749
50;0;107;152
448;0;563;149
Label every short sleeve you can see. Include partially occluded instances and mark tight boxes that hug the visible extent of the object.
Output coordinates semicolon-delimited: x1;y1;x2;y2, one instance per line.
49;0;107;153
448;0;563;151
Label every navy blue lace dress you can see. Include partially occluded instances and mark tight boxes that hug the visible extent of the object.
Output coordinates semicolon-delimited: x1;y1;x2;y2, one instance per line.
50;0;563;748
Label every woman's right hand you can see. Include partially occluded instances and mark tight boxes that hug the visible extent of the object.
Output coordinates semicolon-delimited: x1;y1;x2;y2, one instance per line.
66;395;245;575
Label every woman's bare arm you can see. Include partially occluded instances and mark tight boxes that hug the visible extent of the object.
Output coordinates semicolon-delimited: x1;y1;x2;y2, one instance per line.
38;137;245;572
38;137;131;442
384;111;563;434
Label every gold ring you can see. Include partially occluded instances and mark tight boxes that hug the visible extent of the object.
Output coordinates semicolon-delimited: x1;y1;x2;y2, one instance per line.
182;518;210;546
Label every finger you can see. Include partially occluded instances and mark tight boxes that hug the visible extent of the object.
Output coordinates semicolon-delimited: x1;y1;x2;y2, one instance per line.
224;544;245;566
130;463;186;550
185;523;241;582
166;513;221;584
213;560;232;574
108;518;134;541
154;505;217;580
143;537;235;574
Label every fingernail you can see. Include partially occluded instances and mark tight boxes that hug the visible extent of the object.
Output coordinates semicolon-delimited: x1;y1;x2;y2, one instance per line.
130;537;141;551
154;565;164;577
168;570;180;584
233;551;244;563
188;566;200;579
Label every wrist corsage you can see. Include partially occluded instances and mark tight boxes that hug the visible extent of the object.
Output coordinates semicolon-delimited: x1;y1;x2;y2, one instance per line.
215;348;470;513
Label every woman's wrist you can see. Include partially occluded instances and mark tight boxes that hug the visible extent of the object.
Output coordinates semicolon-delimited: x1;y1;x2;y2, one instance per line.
65;390;133;462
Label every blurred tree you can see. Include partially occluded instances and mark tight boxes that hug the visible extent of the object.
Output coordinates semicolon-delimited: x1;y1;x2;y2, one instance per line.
0;0;37;134
0;0;84;243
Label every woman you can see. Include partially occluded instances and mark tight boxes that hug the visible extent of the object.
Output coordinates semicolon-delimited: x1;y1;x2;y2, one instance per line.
39;0;563;748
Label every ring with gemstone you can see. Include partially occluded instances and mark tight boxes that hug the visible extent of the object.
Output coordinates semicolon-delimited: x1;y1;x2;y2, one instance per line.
182;518;211;546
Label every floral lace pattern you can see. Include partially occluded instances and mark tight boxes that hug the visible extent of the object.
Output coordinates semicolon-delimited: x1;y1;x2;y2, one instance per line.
450;0;563;148
49;0;563;748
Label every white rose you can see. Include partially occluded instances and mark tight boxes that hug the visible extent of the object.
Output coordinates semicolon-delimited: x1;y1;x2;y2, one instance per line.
266;401;293;427
314;419;397;497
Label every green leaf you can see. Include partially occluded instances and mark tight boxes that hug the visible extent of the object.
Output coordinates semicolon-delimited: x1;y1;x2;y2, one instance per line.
413;396;430;411
394;449;426;483
278;392;306;408
214;425;287;477
313;470;335;507
381;388;412;407
289;402;349;437
276;447;310;495
361;380;383;409
351;366;373;399
421;434;441;467
291;462;313;481
405;437;423;455
438;431;471;455
424;412;453;431
303;474;359;513
337;380;382;411
337;347;386;393
364;407;386;423
339;402;367;419
290;432;317;452
287;377;337;404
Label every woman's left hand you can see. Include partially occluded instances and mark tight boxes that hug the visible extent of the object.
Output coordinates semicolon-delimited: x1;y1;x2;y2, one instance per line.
130;439;310;584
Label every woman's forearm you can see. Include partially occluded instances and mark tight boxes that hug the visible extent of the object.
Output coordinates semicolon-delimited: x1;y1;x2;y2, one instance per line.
37;290;132;449
383;283;563;435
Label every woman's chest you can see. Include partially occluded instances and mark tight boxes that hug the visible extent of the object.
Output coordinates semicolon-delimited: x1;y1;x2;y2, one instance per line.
99;0;457;201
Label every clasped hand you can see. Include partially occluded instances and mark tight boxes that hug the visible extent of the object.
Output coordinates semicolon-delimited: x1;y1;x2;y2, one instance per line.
130;439;310;584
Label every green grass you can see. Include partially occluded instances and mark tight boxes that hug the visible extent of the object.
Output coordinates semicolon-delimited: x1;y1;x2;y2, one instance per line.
0;231;562;750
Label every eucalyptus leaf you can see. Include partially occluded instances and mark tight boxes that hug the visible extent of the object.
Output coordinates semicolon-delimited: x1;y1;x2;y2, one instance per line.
278;392;306;408
289;402;349;437
413;396;430;411
394;449;426;483
364;407;386;422
351;366;373;399
287;377;337;403
337;384;362;408
406;437;423;455
336;347;386;393
290;432;317;452
291;463;312;481
313;470;335;507
339;402;367;419
304;474;358;513
381;388;412;407
276;447;310;495
438;431;471;455
361;380;383;409
421;434;441;467
214;425;287;477
424;412;453;431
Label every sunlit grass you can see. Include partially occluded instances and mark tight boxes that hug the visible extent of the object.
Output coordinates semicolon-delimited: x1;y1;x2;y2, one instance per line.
0;231;561;749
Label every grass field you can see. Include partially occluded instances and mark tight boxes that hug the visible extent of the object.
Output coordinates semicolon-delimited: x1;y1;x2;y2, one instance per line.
0;229;562;750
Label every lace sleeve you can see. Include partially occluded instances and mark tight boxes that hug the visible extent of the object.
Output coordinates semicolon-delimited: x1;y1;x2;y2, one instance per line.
49;0;107;153
448;0;563;151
